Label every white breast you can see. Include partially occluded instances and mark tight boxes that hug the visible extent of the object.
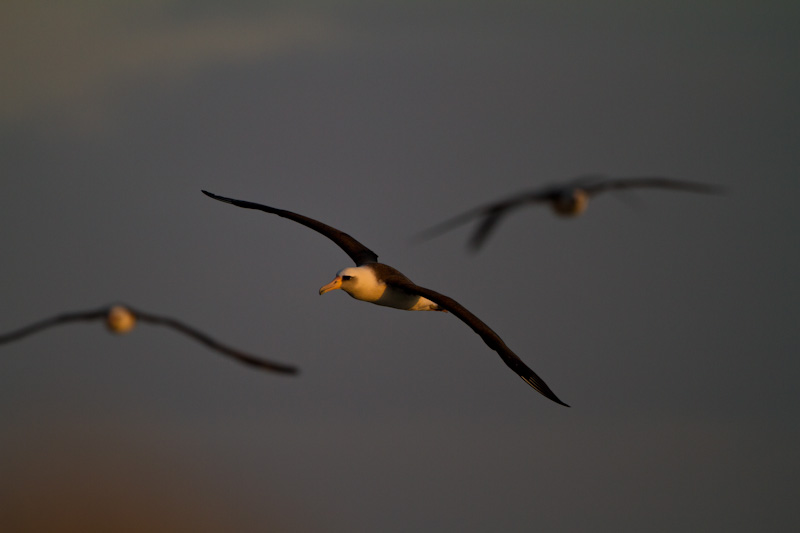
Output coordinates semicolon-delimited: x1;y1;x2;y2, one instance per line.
337;265;440;311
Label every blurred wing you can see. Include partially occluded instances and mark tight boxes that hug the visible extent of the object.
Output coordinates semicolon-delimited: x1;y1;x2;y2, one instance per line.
412;205;489;243
0;307;108;345
131;307;298;374
414;190;551;250
585;177;723;195
467;209;509;251
387;279;569;407
202;190;379;266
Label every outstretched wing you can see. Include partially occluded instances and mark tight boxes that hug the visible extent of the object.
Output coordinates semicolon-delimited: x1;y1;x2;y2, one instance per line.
129;307;298;374
202;190;379;266
1;304;298;375
386;278;569;407
413;190;552;250
585;176;723;195
0;307;108;345
467;206;514;251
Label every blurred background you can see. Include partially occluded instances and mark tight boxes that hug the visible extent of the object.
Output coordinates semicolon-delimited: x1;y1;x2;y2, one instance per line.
1;1;798;531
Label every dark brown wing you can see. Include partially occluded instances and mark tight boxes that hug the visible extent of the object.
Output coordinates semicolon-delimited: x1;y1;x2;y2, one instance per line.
467;207;514;251
386;278;569;407
202;190;379;266
584;177;723;195
0;307;108;345
413;190;553;250
129;307;298;374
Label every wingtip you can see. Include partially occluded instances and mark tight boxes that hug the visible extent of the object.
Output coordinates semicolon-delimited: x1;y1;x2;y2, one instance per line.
229;357;300;375
275;365;301;375
201;190;234;204
544;389;570;407
548;395;570;408
523;376;570;407
678;181;726;195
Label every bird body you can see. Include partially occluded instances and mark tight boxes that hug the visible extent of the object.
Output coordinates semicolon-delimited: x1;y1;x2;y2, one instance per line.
0;304;298;374
551;188;590;216
202;190;568;406
417;175;722;250
106;305;136;333
320;264;444;312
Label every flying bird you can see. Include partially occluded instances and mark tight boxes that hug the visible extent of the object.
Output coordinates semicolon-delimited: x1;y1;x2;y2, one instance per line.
0;304;298;374
202;190;568;407
415;176;722;251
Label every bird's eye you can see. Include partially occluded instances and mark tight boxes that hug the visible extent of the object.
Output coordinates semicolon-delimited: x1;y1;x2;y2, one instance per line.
341;275;352;281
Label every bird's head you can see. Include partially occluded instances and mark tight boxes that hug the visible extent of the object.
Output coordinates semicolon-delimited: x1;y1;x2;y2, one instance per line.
319;265;383;302
551;188;590;216
106;305;136;334
319;266;363;296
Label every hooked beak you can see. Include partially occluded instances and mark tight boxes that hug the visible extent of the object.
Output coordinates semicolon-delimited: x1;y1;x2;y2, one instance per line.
319;276;343;295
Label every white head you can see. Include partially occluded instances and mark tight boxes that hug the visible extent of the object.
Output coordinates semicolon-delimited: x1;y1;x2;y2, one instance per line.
318;265;384;302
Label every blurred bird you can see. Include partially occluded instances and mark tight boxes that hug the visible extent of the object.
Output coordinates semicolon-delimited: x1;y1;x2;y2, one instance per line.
203;190;568;407
415;176;722;251
0;304;298;374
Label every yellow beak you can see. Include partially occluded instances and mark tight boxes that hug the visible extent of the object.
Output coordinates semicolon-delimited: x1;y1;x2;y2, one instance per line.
319;276;343;295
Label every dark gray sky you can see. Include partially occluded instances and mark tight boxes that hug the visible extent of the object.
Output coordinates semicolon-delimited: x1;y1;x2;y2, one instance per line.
2;1;799;531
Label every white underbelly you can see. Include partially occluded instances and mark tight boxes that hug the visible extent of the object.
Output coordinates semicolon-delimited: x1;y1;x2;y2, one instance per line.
372;287;439;311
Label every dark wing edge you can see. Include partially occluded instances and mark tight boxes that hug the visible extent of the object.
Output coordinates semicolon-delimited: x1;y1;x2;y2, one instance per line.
201;190;379;266
411;205;508;252
411;205;488;243
390;279;569;407
586;177;724;195
467;210;509;251
130;307;299;374
413;192;550;251
0;308;109;345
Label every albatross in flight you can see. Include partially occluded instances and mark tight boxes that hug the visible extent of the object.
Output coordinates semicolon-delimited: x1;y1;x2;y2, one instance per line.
202;190;568;407
415;175;722;251
0;304;298;374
